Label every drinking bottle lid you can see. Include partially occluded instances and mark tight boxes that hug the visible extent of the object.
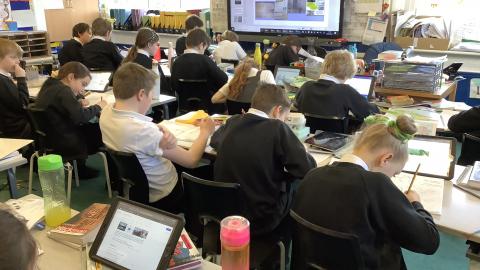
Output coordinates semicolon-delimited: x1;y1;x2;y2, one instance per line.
38;154;63;171
220;216;250;247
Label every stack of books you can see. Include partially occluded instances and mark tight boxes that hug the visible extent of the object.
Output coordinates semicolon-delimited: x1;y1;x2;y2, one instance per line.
168;229;202;270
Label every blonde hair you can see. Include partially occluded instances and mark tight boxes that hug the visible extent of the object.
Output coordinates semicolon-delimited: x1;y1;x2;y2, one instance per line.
354;115;417;162
113;62;158;99
0;38;23;59
321;49;356;81
221;30;239;42
228;57;257;99
91;18;112;36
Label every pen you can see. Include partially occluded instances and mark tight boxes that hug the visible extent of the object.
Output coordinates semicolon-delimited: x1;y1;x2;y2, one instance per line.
407;163;421;193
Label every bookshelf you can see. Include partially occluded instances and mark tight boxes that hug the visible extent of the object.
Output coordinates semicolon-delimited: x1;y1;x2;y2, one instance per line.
0;31;51;60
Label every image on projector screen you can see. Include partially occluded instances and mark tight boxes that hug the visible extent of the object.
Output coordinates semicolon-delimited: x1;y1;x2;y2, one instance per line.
255;0;326;21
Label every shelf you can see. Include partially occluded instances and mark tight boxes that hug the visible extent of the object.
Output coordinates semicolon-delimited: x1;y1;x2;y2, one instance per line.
28;37;46;41
29;43;47;47
29;49;48;53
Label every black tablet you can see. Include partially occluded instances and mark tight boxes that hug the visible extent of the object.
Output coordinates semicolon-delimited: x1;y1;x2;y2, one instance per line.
305;131;349;152
89;198;184;270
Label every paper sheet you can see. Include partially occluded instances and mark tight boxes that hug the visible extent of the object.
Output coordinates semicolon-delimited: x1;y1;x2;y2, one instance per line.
160;119;200;143
85;72;111;92
11;10;36;27
391;173;444;215
354;0;382;13
5;194;44;229
362;17;388;45
0;138;33;159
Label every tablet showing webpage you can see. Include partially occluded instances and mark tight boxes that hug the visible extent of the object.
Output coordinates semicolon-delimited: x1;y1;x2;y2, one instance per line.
274;66;301;86
345;75;374;98
90;198;184;270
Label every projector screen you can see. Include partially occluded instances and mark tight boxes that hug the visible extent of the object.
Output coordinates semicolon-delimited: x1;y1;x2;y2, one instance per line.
227;0;344;38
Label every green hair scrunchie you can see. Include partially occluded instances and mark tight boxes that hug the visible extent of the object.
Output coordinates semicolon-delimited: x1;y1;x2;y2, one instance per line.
363;115;414;143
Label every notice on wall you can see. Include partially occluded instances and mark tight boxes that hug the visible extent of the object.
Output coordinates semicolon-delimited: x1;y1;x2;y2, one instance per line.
470;78;480;99
362;17;388;45
353;0;382;13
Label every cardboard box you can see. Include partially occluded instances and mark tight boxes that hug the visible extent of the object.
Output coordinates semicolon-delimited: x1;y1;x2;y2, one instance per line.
394;36;451;51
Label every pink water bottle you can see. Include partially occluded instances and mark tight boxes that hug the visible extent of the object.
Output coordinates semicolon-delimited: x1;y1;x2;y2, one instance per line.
220;216;250;270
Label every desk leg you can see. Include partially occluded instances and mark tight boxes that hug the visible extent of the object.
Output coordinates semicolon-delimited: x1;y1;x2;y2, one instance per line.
6;168;18;199
449;83;458;101
163;104;170;120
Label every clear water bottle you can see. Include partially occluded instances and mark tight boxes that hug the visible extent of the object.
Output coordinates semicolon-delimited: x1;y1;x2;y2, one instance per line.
38;154;71;227
152;62;161;100
220;216;250;270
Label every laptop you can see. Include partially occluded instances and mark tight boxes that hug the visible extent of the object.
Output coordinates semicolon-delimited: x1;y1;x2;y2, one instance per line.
274;66;301;87
85;71;113;92
345;75;375;100
89;198;184;270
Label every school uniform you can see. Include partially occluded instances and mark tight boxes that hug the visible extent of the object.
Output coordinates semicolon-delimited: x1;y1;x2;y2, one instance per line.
0;72;30;138
34;78;102;158
448;106;480;137
213;40;247;64
133;49;153;69
175;36;211;56
211;109;316;236
218;69;275;103
82;36;123;71
292;154;440;270
295;75;379;120
264;44;299;69
58;38;83;66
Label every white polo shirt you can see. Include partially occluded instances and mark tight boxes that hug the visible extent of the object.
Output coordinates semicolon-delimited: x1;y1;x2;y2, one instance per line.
99;104;177;202
213;40;247;64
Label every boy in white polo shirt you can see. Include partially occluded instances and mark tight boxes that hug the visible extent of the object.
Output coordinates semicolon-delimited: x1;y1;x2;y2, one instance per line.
100;62;215;213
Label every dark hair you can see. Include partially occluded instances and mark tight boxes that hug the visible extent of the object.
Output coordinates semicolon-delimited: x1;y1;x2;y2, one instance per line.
123;27;159;64
113;62;158;99
283;35;302;47
186;28;210;49
57;61;91;80
0;209;38;270
185;15;204;31
251;84;291;114
91;17;112;36
72;23;90;38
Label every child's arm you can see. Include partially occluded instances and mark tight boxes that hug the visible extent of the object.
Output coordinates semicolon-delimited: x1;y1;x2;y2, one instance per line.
163;118;215;168
211;83;229;104
110;43;124;70
279;124;316;179
14;64;29;106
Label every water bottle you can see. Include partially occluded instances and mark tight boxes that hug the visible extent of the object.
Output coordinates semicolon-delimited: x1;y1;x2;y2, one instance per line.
38;154;71;227
152;62;161;100
254;43;262;68
220;216;250;270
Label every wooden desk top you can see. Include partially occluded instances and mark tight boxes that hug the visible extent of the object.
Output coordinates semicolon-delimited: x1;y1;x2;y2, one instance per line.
375;82;457;100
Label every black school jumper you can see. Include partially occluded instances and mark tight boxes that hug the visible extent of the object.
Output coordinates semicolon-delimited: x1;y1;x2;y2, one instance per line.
296;79;379;120
0;74;30;138
293;162;440;270
34;78;102;158
82;38;123;71
448;106;480;137
264;45;299;69
211;113;316;236
58;39;83;66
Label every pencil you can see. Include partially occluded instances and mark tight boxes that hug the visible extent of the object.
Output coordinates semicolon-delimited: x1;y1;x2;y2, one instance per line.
83;91;91;97
407;163;421;193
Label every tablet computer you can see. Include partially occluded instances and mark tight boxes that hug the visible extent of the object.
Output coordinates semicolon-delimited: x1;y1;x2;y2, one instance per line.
89;198;184;270
345;75;375;100
305;131;349;152
274;66;301;87
85;71;112;92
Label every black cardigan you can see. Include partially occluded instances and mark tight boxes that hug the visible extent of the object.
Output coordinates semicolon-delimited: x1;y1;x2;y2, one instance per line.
58;39;83;66
264;45;299;67
448;106;480;137
293;162;440;270
133;53;153;69
211;113;316;235
34;78;101;157
295;79;379;120
82;38;123;71
0;74;30;138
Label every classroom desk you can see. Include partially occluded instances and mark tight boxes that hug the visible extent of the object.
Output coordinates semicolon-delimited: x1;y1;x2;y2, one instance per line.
0;138;33;198
374;82;458;101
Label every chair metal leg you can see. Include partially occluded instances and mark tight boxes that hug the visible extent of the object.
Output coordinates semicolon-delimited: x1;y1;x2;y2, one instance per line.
28;151;39;194
65;162;73;205
278;241;286;270
73;160;79;187
97;152;112;198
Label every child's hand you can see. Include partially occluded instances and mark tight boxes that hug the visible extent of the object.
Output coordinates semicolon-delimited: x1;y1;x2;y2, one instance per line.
198;118;215;135
97;97;107;109
158;125;177;150
405;190;421;203
14;64;26;78
79;99;90;107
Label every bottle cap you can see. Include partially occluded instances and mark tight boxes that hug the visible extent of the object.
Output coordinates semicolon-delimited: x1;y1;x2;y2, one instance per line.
38;154;63;171
220;216;250;247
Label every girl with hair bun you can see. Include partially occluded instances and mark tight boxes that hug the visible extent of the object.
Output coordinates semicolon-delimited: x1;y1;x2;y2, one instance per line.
293;114;440;269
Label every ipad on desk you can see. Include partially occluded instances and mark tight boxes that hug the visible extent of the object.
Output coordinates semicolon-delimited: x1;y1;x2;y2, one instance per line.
305;131;350;153
345;75;375;100
274;66;301;87
85;72;112;92
89;198;184;270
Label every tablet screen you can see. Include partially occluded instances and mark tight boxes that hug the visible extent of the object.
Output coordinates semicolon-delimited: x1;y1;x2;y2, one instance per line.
305;131;349;152
85;72;112;92
345;75;374;97
93;200;180;270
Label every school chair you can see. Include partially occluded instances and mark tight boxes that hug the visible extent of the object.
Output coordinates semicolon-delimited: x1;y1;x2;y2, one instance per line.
182;173;286;269
226;99;250;115
174;79;212;114
314;46;327;58
221;58;240;67
457;133;480;166
290;210;366;270
105;148;149;204
304;113;349;134
26;105;112;200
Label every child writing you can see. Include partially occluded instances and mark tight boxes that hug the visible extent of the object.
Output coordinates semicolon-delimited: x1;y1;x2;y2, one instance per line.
293;115;440;269
0;38;30;138
100;62;215;213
